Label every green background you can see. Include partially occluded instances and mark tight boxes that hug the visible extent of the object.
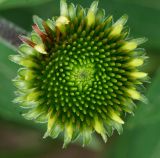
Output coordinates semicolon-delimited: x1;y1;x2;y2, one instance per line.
0;0;160;157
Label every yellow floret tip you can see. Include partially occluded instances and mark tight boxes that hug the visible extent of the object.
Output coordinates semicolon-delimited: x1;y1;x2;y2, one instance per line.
20;59;37;68
48;115;56;131
56;16;70;34
120;41;137;52
34;44;47;54
94;117;107;142
109;24;123;37
127;89;141;100
26;91;41;101
43;112;57;138
56;16;70;26
24;70;34;80
66;124;73;140
109;108;124;124
87;1;98;26
63;123;73;148
128;59;144;67
130;72;147;78
87;11;96;27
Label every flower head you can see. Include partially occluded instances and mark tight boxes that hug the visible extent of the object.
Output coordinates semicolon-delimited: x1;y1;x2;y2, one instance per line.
10;0;148;147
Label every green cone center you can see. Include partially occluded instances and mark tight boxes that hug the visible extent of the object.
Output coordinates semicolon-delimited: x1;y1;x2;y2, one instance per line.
69;63;95;91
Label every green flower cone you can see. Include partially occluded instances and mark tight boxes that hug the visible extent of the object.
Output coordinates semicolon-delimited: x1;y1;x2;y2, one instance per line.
10;0;148;147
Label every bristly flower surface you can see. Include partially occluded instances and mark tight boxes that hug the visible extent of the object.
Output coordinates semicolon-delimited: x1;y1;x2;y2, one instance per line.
10;0;148;147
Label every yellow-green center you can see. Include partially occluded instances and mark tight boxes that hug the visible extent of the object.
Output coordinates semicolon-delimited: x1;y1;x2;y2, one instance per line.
70;63;95;91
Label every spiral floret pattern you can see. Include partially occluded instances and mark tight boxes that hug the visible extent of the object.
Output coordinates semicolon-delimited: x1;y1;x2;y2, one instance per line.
10;0;148;147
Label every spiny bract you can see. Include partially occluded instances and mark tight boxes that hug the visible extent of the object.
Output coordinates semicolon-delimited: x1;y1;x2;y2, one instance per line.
10;0;148;147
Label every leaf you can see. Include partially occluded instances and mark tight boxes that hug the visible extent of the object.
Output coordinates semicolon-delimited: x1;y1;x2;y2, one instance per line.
0;0;52;10
0;42;24;122
104;69;160;158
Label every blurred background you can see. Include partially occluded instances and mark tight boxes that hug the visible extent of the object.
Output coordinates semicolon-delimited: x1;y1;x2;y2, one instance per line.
0;0;160;158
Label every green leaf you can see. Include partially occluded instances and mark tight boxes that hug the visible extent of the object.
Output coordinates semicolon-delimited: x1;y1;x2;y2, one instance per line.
0;42;22;122
0;0;52;10
104;69;160;158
